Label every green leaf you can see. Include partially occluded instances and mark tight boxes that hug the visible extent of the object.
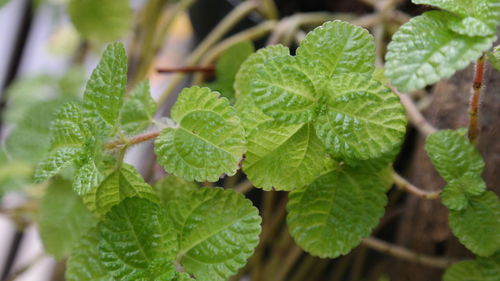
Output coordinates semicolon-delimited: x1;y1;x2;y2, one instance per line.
137;258;176;280
98;197;178;280
250;55;324;124
168;188;261;281
83;42;127;131
314;73;406;163
73;160;104;195
287;167;391;258
119;80;157;134
234;94;273;136
34;147;83;183
69;0;132;43
38;178;97;259
444;252;500;281
441;172;486;210
82;164;159;217
425;129;484;181
50;102;90;150
174;273;196;281
234;44;289;98
154;175;199;206
385;11;497;92
65;228;112;281
206;41;254;100
488;45;500;72
448;16;497;37
243;121;329;191
449;191;500;256
154;86;246;182
0;0;9;8
296;20;375;76
0;152;33;196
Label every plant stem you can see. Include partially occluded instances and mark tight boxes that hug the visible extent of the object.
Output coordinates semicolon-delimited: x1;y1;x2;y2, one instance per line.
157;65;215;73
105;130;161;150
392;172;440;200
361;237;455;268
156;0;259;106
468;54;485;144
234;180;254;193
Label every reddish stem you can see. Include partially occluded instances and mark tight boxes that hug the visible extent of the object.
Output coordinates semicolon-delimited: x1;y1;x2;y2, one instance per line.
156;65;215;74
468;55;485;144
105;130;161;149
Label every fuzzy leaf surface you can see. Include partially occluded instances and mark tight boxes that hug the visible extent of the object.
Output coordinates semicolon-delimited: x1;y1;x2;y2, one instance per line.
168;188;261;281
234;94;272;135
385;11;496;92
34;147;83;183
119;80;157;134
287;167;391;258
154;87;245;182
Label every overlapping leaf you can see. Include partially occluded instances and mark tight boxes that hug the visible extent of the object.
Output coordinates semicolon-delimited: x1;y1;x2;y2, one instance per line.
154;175;199;206
441;172;485;210
444;253;500;281
243;121;328;191
119;80;157;134
287;167;391;258
154;86;246;182
34;147;83;183
314;73;406;162
168;188;261;281
385;11;496;92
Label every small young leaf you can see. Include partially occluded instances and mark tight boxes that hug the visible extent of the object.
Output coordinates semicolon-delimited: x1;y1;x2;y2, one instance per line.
449;191;500;257
50;102;89;149
385;11;496;92
250;55;324;124
73;160;103;195
488;45;500;72
441;172;486;211
119;80;157;134
168;188;261;281
444;252;500;281
34;147;83;183
69;0;132;43
39;178;97;259
65;228;112;281
154;86;246;182
287;167;391;258
82;164;158;217
98;197;178;280
234;94;273;135
83;43;127;131
243;121;328;191
154;175;199;206
425;130;484;182
234;44;289;98
314;73;406;163
296;20;375;76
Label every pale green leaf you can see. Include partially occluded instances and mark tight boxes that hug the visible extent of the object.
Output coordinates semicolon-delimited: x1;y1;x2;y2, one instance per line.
441;172;486;210
83;43;127;130
234;44;289;98
34;147;83;183
425;129;484;181
50;102;89;150
65;228;112;281
73;160;103;195
243;121;328;191
0;152;33;196
154;175;199;206
385;11;497;92
448;16;497;37
119;80;157;134
234;94;272;136
168;188;261;281
488;45;500;72
449;191;500;256
0;0;9;8
314;73;406;163
296;20;375;76
444;252;500;281
154;86;246;182
39;178;97;259
250;55;324;124
69;0;132;43
82;164;159;217
287;167;391;258
98;197;178;280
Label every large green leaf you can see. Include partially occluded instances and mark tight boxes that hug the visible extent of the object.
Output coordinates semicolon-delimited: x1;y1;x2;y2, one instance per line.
234;44;289;98
34;147;83;183
444;252;500;281
50;102;90;150
83;43;127;130
243;121;329;191
425;129;484;181
119;80;157;134
65;228;112;281
98;197;178;280
82;164;158;217
250;55;325;124
385;11;496;92
449;191;500;256
234;94;273;136
296;20;375;77
38;178;97;259
154;175;199;206
69;0;132;43
154;87;246;182
314;73;406;163
168;188;261;281
287;167;391;258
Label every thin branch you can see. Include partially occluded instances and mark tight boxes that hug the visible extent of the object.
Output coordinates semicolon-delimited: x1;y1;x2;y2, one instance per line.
234;180;254;194
468;54;486;144
157;65;215;73
392;172;440;200
105;130;161;150
390;85;437;136
361;237;455;269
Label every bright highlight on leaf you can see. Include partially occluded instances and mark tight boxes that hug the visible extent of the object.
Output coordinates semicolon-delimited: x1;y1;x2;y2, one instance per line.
168;188;261;281
287;167;391;258
154;86;246;182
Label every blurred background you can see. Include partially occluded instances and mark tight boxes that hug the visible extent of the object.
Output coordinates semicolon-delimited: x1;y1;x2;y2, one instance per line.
0;0;498;280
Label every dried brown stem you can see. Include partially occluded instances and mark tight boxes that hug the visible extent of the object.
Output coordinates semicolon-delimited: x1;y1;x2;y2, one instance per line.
468;55;486;144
